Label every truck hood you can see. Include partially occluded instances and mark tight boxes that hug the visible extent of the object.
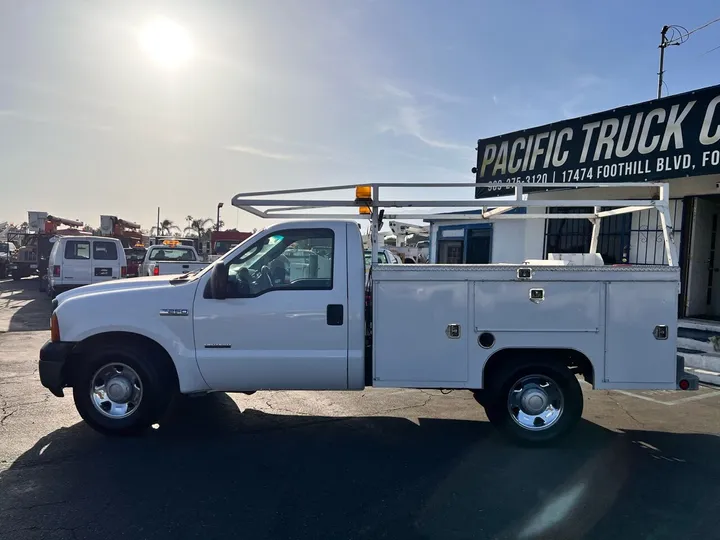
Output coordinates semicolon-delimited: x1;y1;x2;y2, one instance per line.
55;276;177;303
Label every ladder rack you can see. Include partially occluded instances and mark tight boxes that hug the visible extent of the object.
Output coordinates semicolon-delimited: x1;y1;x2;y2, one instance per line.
232;182;678;267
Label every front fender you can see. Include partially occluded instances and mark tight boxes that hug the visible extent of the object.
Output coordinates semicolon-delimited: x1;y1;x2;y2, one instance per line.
55;281;209;393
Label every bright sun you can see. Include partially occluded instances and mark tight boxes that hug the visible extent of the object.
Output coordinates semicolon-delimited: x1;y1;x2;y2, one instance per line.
138;17;194;69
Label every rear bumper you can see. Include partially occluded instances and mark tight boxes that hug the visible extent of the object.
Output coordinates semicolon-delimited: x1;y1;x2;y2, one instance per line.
39;341;76;397
50;284;81;294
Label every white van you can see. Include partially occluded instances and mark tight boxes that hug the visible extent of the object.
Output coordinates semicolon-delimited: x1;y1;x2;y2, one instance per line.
48;236;127;297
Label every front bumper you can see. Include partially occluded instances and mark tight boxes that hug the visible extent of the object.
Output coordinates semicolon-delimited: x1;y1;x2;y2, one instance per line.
39;341;76;397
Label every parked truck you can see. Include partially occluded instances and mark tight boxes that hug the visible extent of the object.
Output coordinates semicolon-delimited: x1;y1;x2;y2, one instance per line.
100;215;143;248
9;212;85;290
38;182;698;444
140;242;208;276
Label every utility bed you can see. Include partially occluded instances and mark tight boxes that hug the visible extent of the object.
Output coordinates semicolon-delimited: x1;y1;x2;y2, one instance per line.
372;263;680;390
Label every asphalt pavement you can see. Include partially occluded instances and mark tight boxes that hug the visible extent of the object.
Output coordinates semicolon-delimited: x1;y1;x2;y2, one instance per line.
1;277;720;540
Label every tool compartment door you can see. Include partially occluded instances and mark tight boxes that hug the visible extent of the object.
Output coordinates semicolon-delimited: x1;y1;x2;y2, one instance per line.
605;281;677;384
373;281;469;384
474;281;602;333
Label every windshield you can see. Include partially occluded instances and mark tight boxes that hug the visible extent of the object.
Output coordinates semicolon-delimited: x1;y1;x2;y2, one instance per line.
124;248;146;261
149;247;197;261
214;240;239;254
0;242;14;252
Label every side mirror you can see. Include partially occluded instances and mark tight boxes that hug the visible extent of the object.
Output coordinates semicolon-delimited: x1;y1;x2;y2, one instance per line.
210;263;228;300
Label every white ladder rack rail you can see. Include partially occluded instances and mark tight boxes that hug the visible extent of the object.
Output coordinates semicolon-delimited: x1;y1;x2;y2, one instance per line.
231;181;678;267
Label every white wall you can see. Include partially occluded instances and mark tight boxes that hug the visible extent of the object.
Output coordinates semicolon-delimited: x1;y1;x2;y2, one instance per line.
429;218;538;264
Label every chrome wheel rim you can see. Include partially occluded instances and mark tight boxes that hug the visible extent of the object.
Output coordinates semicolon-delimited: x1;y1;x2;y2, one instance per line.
90;363;143;419
507;374;564;431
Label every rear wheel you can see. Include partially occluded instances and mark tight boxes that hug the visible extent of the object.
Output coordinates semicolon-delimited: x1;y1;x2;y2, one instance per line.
72;344;175;436
480;360;583;445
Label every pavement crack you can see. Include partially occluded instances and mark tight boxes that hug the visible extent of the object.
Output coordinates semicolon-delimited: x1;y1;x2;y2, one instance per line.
0;408;17;424
263;400;311;416
607;392;645;426
377;394;433;415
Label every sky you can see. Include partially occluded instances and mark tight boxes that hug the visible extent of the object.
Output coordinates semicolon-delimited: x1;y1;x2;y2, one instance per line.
0;0;719;232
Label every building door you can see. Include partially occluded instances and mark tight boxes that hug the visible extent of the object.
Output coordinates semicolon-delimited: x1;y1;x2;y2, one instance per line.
438;240;463;264
466;229;492;264
686;197;720;318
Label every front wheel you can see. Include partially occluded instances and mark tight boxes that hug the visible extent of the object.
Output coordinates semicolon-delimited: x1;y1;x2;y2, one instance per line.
481;361;583;445
72;344;174;436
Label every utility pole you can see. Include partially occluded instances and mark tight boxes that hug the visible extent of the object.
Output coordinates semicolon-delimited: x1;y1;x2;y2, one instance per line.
657;25;669;99
156;207;160;236
216;202;223;232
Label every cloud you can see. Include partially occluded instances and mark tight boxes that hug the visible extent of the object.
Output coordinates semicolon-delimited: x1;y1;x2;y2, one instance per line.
379;104;470;151
0;109;112;132
250;135;331;153
424;88;465;104
223;143;328;162
492;95;499;105
376;82;470;151
378;82;414;100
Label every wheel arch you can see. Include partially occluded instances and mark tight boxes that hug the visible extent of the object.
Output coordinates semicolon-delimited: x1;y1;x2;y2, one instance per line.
482;347;595;389
67;331;179;392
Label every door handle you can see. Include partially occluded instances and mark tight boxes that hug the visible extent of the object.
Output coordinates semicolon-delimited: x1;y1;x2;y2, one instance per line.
326;304;344;326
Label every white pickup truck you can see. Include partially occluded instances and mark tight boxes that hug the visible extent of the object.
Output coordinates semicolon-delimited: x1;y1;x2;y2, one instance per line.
38;182;698;444
140;244;208;277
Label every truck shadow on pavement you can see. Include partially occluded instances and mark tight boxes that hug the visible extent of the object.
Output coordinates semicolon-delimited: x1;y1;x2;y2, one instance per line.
0;278;51;332
1;392;719;540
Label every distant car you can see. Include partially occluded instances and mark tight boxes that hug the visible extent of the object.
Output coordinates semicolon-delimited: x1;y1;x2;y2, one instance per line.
0;242;16;279
124;247;147;278
363;249;400;267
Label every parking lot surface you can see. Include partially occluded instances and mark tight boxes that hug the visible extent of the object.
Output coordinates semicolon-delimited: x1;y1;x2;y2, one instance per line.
1;277;720;540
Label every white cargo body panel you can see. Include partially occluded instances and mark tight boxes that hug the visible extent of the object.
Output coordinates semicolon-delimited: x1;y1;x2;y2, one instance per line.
372;264;679;390
605;281;678;384
373;280;469;383
474;281;602;333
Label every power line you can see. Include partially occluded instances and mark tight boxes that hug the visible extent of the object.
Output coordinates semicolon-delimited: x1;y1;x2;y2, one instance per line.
703;44;720;55
667;15;720;45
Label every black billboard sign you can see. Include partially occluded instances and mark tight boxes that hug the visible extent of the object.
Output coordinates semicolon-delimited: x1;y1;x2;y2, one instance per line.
475;84;720;198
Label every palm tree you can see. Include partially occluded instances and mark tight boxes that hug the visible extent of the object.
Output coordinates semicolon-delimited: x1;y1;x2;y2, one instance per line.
150;219;180;236
183;217;215;240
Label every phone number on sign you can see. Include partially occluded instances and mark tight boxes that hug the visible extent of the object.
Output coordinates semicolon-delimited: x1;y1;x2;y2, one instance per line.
482;168;600;191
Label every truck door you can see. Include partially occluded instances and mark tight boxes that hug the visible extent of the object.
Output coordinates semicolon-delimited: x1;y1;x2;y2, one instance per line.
62;239;91;285
91;240;120;283
193;224;349;391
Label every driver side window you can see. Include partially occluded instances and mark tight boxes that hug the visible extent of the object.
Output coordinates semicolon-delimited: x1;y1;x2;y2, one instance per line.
226;228;334;298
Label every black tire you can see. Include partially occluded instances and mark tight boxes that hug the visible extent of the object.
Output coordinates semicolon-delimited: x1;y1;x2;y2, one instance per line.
38;276;47;293
481;360;583;445
12;274;21;281
72;343;175;436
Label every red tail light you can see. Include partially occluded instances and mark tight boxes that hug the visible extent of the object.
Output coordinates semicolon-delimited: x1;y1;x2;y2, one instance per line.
153;266;160;276
53;265;61;277
121;266;127;278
